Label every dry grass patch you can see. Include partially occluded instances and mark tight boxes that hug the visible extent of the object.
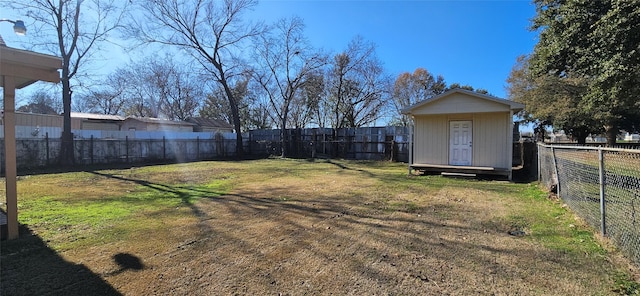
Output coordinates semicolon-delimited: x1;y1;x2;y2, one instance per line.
1;159;638;295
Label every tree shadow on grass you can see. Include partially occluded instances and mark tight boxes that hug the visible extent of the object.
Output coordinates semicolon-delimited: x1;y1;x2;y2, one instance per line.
1;225;121;296
87;170;216;219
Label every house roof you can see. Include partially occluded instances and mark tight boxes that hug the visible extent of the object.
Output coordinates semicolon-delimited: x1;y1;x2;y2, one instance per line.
71;112;125;121
401;88;525;115
0;45;62;89
185;117;234;129
125;117;196;126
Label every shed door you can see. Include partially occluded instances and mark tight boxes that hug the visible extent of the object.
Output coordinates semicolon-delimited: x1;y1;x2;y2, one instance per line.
449;121;472;166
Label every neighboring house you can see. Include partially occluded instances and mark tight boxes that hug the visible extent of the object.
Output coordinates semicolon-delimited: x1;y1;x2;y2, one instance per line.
185;117;235;133
586;134;607;143
625;132;640;142
402;88;525;179
120;117;195;132
13;111;62;127
8;111;63;138
70;112;124;131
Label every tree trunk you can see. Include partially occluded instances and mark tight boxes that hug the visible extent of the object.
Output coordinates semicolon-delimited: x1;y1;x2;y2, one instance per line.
230;100;243;159
220;79;243;158
604;124;618;147
280;106;290;158
59;76;75;165
280;127;287;158
574;127;589;145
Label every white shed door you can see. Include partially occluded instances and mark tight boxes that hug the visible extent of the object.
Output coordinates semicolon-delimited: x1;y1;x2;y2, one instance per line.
449;121;472;166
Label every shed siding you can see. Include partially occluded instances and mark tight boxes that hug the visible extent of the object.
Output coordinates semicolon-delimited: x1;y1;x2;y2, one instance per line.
413;114;448;165
472;112;509;168
411;93;510;115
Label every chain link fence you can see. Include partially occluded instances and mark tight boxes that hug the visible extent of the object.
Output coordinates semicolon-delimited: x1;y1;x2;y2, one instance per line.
538;143;640;266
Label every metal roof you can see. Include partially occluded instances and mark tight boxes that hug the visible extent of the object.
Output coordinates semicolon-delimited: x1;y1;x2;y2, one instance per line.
185;117;234;129
125;117;196;126
70;112;125;121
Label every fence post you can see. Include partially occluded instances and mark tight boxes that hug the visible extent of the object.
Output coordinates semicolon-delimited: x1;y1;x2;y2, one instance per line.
163;136;166;160
45;132;50;165
598;148;607;236
196;136;200;160
551;146;560;198
125;136;129;163
537;143;541;182
90;135;94;165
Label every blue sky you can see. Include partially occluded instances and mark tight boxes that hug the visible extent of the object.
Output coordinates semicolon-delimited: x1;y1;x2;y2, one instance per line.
250;0;538;98
1;0;538;104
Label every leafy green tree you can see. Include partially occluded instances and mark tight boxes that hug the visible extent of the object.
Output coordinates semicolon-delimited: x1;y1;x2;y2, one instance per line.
529;0;640;145
507;55;598;144
445;83;475;92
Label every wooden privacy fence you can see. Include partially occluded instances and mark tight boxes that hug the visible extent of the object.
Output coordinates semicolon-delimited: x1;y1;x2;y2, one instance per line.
0;127;411;170
0;134;242;169
249;127;411;162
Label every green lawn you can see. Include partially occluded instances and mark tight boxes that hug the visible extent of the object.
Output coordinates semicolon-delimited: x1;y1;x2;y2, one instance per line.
1;159;638;295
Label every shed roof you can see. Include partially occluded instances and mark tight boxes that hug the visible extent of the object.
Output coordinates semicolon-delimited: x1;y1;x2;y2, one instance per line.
185;117;234;129
401;88;524;115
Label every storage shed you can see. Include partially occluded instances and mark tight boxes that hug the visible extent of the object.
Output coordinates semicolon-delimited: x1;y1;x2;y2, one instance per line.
402;89;524;179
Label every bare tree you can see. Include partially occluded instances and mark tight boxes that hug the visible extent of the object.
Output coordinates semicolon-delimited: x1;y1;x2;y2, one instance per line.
17;89;62;115
7;0;128;164
78;90;125;115
325;36;389;128
200;73;263;132
288;70;324;129
89;57;203;120
77;68;131;115
253;16;327;157
134;0;263;157
159;64;202;121
391;68;446;126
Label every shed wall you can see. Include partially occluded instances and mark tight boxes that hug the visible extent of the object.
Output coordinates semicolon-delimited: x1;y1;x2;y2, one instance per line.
413;114;448;164
472;112;510;168
412;112;510;168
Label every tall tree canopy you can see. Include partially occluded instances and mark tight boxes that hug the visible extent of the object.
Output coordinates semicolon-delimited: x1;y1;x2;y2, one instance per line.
252;16;326;157
507;55;597;143
325;36;389;129
391;68;446;126
528;0;640;145
134;0;263;157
